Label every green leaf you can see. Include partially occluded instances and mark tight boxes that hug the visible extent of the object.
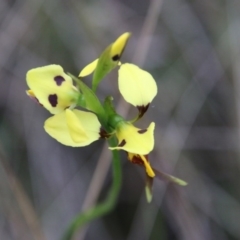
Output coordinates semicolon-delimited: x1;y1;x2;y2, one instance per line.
68;73;107;124
92;32;131;92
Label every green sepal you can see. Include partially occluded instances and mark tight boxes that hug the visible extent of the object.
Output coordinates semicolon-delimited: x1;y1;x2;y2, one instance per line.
92;32;131;92
92;45;118;92
68;73;107;124
103;96;117;116
76;94;86;108
145;174;153;203
154;168;188;186
103;96;125;132
108;114;125;132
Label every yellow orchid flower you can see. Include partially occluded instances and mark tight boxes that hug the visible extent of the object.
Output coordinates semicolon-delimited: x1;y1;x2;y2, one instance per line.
118;63;157;116
44;109;101;147
127;153;155;178
26;65;79;114
109;122;155;155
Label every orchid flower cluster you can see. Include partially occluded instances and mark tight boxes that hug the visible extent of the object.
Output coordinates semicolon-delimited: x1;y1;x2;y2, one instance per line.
26;33;186;203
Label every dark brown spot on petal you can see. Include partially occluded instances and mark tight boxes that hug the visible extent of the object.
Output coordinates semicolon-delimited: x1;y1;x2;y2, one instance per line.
112;54;120;61
48;94;58;107
99;128;111;139
54;76;65;86
129;154;149;166
118;139;126;147
138;129;147;134
137;104;150;118
112;40;128;62
131;155;144;165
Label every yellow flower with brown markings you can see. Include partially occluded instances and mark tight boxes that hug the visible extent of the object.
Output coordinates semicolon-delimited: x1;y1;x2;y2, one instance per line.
26;65;102;147
109;122;155;155
26;65;79;114
118;63;157;117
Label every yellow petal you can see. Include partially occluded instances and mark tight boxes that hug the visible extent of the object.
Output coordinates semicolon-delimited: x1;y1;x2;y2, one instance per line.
65;109;88;143
79;33;130;79
79;59;99;77
26;65;79;114
44;109;101;147
140;155;155;177
109;122;155;155
72;109;102;143
118;63;157;107
110;32;131;61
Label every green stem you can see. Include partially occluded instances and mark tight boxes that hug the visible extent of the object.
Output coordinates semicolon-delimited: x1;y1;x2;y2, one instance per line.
62;137;122;240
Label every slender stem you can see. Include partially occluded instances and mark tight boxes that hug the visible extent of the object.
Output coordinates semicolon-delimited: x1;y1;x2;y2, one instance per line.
62;137;122;240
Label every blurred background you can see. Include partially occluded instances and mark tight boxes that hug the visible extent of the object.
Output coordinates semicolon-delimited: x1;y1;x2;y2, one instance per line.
0;0;240;239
